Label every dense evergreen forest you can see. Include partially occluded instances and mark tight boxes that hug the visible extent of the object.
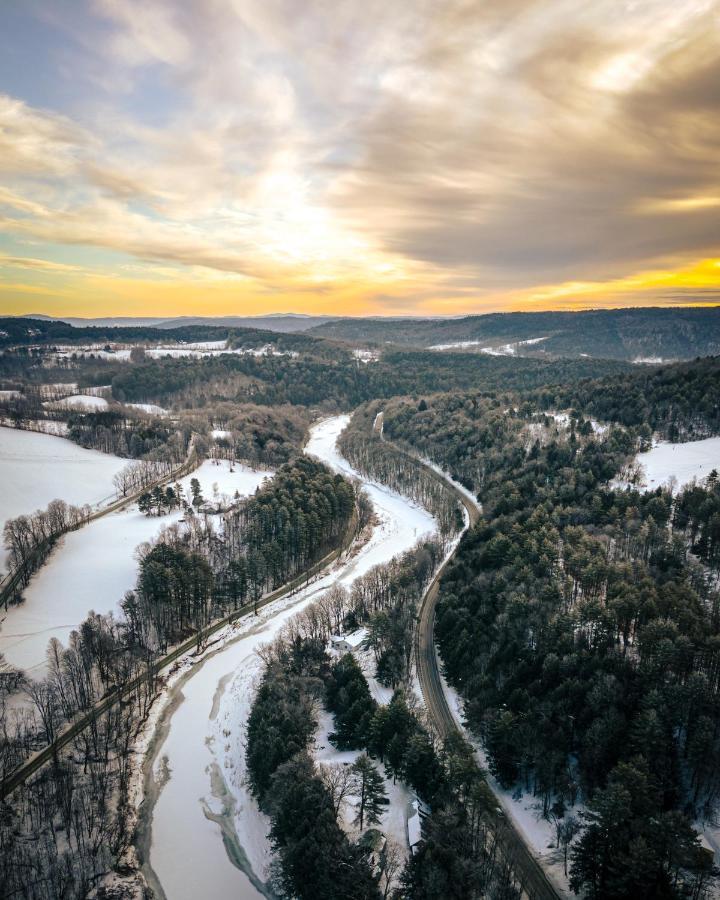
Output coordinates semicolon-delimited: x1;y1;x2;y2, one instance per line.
106;347;629;408
246;540;528;899
378;360;720;899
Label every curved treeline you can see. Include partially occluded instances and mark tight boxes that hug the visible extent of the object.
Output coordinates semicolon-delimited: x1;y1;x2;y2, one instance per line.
384;383;720;898
338;404;465;536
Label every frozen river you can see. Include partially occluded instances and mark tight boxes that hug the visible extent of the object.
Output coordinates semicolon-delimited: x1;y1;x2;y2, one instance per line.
143;415;438;900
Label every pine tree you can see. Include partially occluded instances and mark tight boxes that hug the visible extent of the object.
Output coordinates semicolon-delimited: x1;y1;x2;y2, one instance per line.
351;754;387;830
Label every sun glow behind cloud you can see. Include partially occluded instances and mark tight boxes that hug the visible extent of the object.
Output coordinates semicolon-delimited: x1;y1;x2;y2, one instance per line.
0;0;719;318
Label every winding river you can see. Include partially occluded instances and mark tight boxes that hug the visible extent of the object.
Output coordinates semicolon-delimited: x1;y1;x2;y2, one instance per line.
140;416;439;899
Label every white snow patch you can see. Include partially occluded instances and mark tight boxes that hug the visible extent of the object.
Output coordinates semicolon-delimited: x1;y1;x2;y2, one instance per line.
125;402;167;416
0;426;126;573
44;394;109;411
632;437;720;492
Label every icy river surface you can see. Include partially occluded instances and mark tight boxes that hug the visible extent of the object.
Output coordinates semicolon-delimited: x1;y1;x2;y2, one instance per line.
145;415;438;899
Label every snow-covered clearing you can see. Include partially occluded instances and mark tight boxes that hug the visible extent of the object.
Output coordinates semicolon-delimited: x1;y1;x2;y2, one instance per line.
0;390;22;399
176;459;272;508
353;348;379;363
313;708;412;857
44;394;109;411
632;437;720;492
429;339;484;351
143;415;437;900
482;336;549;356
124;402;167;416
0;461;270;678
429;336;548;355
0;426;126;573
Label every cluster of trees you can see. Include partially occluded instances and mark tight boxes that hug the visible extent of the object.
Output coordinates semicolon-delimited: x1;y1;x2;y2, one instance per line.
206;402;311;466
674;473;720;570
532;355;720;440
384;382;719;898
247;638;382;900
2;499;89;600
247;591;526;900
67;409;189;459
0;615;159;899
339;405;464;537
283;537;444;690
112;456;185;498
122;456;355;652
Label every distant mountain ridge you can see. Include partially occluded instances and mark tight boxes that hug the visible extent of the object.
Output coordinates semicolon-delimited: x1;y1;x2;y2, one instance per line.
19;313;335;333
8;306;720;361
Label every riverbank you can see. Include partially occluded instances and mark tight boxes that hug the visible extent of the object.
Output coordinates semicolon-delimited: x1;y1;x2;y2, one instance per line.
127;415;437;900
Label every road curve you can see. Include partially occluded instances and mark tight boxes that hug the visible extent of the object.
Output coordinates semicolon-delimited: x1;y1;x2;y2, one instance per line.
374;412;561;900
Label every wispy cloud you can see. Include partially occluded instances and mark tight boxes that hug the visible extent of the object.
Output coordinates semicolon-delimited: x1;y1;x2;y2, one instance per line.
0;0;719;316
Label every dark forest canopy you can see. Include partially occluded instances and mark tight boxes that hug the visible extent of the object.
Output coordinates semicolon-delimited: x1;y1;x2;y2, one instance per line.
106;349;630;408
377;361;720;899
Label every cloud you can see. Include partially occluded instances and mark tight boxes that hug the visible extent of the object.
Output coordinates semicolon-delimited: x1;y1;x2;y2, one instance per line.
0;0;719;316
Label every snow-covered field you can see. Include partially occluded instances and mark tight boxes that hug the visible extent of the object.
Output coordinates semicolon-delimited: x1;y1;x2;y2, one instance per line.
44;394;109;411
176;459;272;508
429;336;548;355
0;426;126;573
0;460;271;677
124;402;167;416
633;437;720;492
144;416;437;900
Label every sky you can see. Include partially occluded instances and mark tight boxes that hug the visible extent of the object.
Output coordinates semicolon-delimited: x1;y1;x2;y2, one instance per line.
0;0;719;319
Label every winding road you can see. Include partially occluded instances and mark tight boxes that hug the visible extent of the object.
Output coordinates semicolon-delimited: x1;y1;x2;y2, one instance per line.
375;412;562;900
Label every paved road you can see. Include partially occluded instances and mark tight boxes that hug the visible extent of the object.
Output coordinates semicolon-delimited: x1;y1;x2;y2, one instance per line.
374;413;561;900
0;508;358;800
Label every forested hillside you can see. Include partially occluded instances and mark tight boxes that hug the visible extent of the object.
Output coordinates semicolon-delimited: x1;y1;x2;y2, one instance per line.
309;307;720;360
532;355;720;440
107;348;628;408
379;360;720;899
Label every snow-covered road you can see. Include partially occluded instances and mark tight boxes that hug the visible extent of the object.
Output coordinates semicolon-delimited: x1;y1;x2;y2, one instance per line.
143;415;438;900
